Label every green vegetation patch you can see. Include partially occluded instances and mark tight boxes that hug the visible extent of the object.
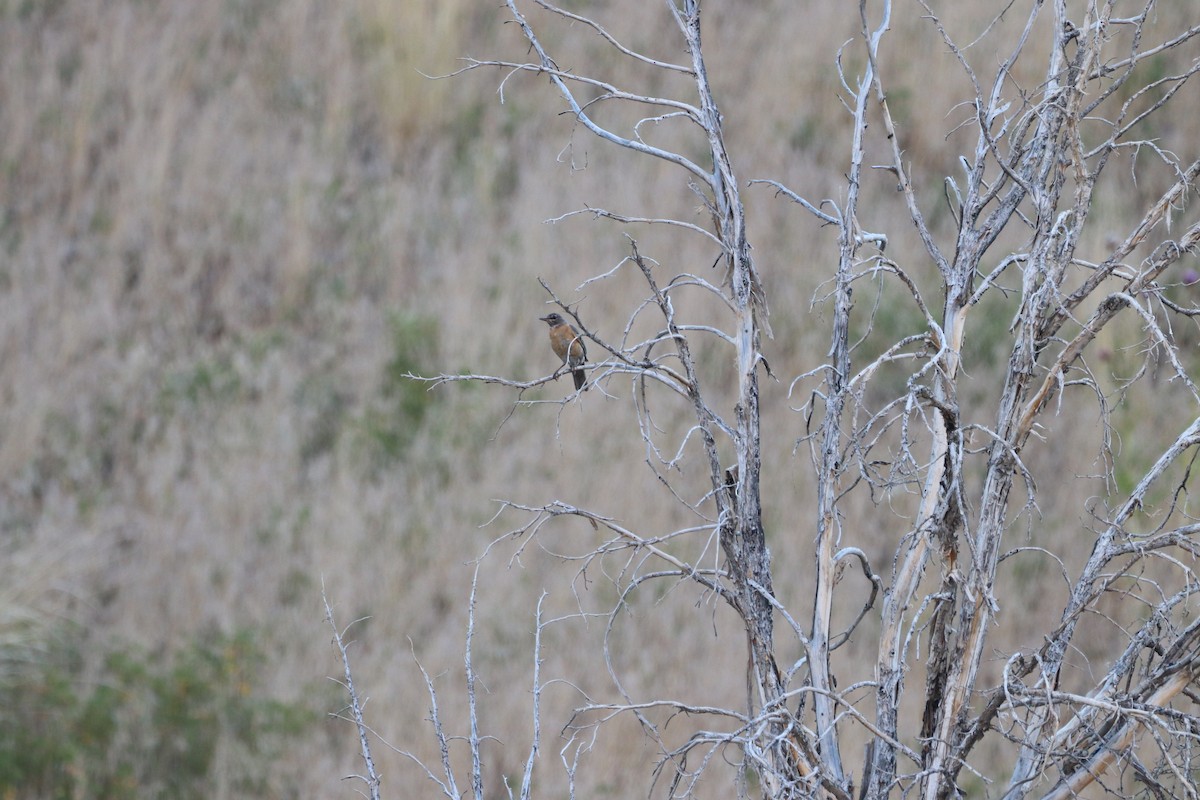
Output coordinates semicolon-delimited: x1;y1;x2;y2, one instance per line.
0;626;314;800
354;312;440;469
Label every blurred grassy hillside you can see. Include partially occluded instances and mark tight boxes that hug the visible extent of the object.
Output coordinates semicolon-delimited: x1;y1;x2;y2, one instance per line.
1;0;1198;797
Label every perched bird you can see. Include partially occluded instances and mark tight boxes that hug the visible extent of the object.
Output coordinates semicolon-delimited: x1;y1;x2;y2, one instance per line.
540;312;587;391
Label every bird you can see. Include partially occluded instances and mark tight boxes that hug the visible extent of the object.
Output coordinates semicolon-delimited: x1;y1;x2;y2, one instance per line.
540;312;587;391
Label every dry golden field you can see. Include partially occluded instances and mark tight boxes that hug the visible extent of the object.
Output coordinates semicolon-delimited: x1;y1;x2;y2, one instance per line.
2;1;1199;797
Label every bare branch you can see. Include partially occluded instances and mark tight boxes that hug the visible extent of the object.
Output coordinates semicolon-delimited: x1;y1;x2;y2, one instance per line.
323;582;382;800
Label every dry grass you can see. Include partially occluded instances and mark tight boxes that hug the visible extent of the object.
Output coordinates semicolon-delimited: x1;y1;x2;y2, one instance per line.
1;0;1198;796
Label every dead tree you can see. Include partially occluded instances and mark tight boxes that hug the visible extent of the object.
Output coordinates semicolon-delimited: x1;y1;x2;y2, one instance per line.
353;2;1200;798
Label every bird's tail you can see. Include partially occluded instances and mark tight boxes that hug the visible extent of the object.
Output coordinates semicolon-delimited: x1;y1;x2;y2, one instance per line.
573;368;587;391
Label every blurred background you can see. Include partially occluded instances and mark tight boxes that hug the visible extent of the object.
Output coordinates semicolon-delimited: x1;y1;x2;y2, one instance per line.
2;1;1198;797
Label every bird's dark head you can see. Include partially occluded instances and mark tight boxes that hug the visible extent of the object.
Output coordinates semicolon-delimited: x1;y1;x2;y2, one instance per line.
540;313;565;327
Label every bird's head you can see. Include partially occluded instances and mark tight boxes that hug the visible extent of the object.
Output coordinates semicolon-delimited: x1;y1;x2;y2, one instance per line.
539;313;565;327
